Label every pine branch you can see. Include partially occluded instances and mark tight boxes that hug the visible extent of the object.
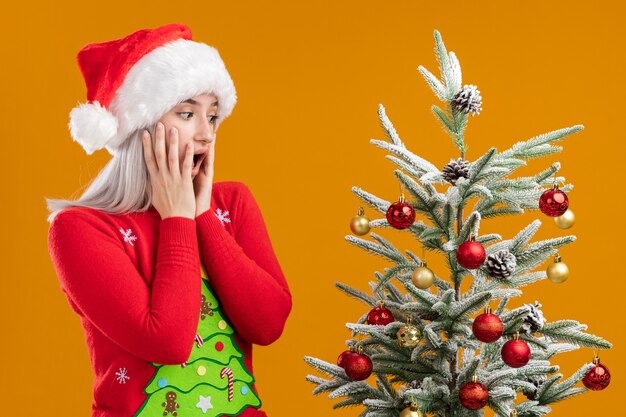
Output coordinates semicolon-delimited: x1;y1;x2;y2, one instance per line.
537;362;594;404
378;104;404;146
499;126;584;160
305;356;350;379
335;281;378;306
345;234;409;264
540;320;613;349
431;104;466;153
418;66;448;102
449;292;492;320
370;140;441;178
433;29;456;99
329;381;379;399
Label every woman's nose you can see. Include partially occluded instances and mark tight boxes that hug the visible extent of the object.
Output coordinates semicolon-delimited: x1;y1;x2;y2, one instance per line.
195;119;215;143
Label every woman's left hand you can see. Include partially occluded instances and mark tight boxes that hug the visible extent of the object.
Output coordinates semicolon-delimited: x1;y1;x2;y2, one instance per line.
193;139;215;218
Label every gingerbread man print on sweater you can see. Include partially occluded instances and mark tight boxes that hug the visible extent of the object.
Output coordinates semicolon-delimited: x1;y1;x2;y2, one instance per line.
162;391;180;416
200;295;214;320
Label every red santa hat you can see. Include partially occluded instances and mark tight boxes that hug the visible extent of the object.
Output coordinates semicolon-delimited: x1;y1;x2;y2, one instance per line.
68;23;237;155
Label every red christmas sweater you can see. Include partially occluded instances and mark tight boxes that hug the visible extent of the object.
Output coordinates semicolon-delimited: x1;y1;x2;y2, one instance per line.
47;181;292;417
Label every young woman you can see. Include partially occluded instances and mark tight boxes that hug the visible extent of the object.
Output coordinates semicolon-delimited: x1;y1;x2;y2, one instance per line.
46;24;291;417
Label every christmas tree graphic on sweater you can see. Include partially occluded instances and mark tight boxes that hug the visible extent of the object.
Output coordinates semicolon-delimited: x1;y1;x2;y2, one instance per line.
133;264;261;416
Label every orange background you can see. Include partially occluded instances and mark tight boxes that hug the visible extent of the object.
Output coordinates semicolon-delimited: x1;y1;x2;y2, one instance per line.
1;1;623;416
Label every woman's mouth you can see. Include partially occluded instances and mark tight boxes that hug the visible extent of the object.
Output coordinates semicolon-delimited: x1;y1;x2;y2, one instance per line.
192;152;207;175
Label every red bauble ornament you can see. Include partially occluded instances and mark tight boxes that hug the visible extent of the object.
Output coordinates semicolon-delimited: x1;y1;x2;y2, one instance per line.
539;185;569;217
337;349;356;368
472;307;503;343
459;378;489;410
367;303;395;326
386;195;416;230
343;351;373;380
583;356;611;391
456;238;486;269
501;338;531;368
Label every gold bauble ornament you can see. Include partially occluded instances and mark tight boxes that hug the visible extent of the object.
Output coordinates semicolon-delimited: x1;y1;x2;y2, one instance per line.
411;261;435;289
554;209;575;229
397;318;421;347
546;254;569;283
350;207;370;236
400;402;423;417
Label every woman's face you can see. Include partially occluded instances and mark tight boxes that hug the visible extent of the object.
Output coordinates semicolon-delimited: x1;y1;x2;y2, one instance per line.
158;92;218;177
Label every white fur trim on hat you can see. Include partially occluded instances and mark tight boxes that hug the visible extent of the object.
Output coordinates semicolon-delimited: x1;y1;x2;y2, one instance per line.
68;101;119;155
108;39;237;154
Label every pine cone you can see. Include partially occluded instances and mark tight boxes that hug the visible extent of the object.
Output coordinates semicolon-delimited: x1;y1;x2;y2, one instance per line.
521;301;546;334
442;157;470;185
401;380;422;406
451;84;483;115
485;250;517;279
522;374;547;400
402;380;421;392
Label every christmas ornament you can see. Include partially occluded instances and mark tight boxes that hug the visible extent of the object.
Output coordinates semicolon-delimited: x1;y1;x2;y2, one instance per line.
511;411;518;417
442;157;470;185
501;333;531;368
367;301;395;326
554;208;575;229
343;347;373;380
546;253;569;283
451;84;483;116
397;318;421;347
350;206;370;236
386;194;416;230
539;184;569;217
337;347;356;368
583;355;611;391
456;235;486;269
485;250;517;279
411;261;435;289
521;301;546;334
472;306;503;343
400;402;423;417
459;375;489;410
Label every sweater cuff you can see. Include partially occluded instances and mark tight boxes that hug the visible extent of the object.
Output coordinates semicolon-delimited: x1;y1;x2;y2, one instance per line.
160;216;197;247
195;208;232;241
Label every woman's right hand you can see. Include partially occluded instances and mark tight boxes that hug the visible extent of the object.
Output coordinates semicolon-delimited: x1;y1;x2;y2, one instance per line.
142;122;196;220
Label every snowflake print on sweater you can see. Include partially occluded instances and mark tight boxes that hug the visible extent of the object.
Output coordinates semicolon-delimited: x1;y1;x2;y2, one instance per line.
116;367;130;384
214;208;231;226
119;227;138;246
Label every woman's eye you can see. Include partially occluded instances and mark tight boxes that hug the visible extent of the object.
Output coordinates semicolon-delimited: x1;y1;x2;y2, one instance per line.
178;112;218;125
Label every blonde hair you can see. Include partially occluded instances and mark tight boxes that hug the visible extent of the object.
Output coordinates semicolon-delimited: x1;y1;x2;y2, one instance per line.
45;123;157;223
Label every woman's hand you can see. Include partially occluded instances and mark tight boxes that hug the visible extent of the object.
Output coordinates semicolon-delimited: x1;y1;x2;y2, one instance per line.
193;139;215;218
142;122;196;219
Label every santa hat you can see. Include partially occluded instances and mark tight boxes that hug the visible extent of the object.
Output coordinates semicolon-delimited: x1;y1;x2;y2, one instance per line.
68;23;237;155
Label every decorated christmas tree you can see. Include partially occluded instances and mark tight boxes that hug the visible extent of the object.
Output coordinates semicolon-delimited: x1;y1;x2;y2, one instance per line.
134;265;261;416
304;30;612;417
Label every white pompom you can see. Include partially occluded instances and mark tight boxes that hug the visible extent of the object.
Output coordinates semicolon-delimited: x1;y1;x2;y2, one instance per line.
68;101;119;155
